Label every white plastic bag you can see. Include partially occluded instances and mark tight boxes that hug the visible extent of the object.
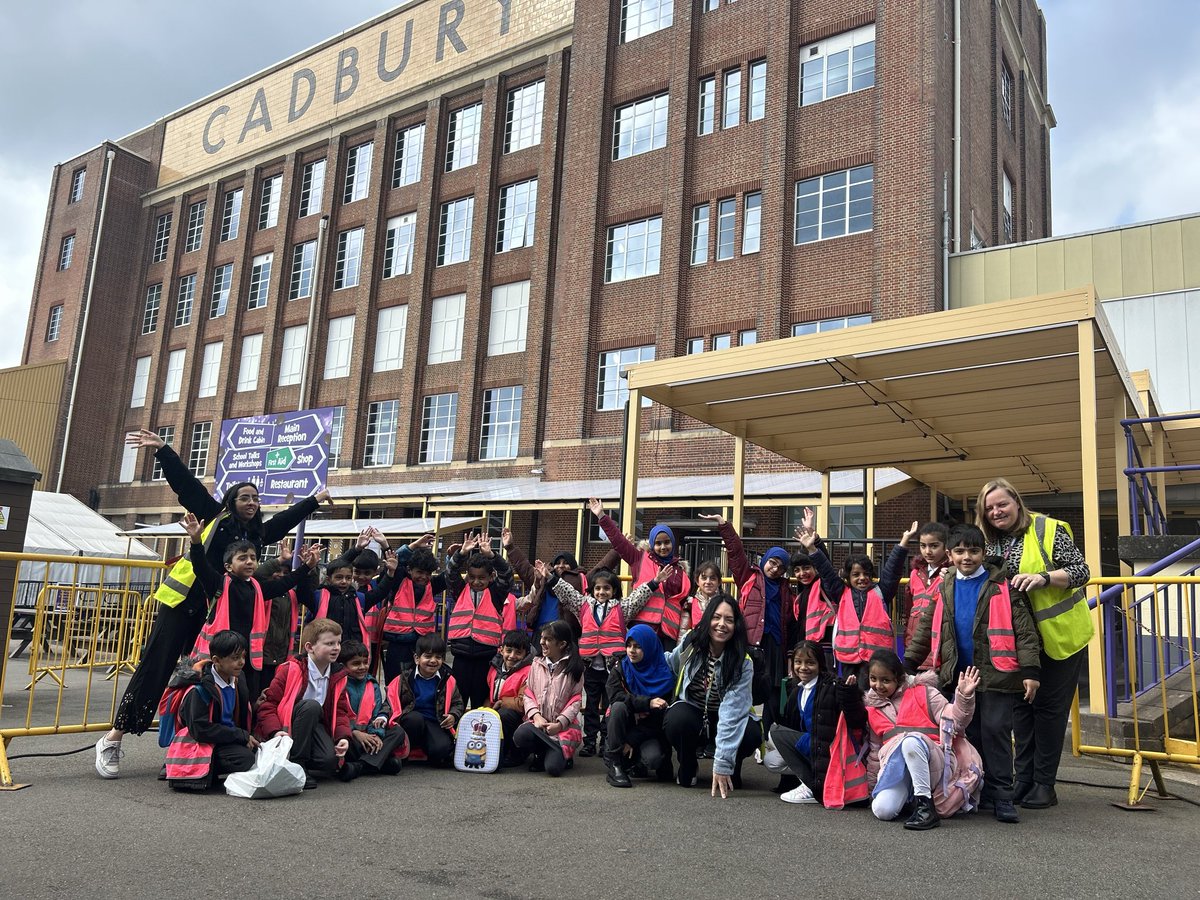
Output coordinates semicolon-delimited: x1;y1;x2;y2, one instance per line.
224;734;306;799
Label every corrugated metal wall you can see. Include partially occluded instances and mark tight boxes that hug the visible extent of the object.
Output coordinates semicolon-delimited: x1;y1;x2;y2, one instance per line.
0;360;66;482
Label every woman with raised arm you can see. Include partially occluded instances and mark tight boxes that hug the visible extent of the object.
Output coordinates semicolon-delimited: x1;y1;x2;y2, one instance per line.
94;429;331;778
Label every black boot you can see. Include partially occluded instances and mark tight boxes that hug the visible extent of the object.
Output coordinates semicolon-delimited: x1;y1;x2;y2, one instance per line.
579;738;597;757
903;796;940;831
605;752;632;788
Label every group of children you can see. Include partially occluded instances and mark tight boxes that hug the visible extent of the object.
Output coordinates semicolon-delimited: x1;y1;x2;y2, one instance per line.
161;504;1047;830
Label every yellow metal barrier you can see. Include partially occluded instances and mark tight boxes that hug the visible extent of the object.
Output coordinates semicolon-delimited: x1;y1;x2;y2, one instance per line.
1;551;166;789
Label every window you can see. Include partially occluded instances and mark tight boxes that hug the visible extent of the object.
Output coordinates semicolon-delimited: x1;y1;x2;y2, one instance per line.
334;227;364;290
1003;171;1015;242
247;253;273;309
488;281;529;356
382;214;416;277
69;169;85;203
188;422;212;477
597;345;656;410
258;175;281;229
58;234;75;271
505;81;544;153
324;316;354;379
480;386;522;460
237;334;263;392
130;356;151;408
687;337;705;355
496;179;537;252
392;124;425;188
800;24;876;106
792;314;872;336
174;274;196;327
428;294;466;364
446;103;482;172
698;76;715;135
151;427;175;480
278;325;307;386
343;143;373;204
722;68;741;129
742;191;761;254
605;216;662;283
374;305;408;372
437;197;474;266
298;160;325;217
419;393;458;464
749;60;767;121
184;200;206;252
162;349;185;403
739;328;758;346
713;333;732;351
118;444;138;483
220;188;243;241
691;204;710;265
201;264;228;319
793;164;874;244
363;399;399;467
716;198;737;260
289;242;316;301
142;283;162;334
1001;61;1015;134
620;0;672;43
198;342;222;398
46;305;63;342
328;406;345;469
613;93;669;160
152;213;172;263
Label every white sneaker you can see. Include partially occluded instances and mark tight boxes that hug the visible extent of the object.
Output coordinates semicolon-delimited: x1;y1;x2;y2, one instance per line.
780;784;817;804
94;736;123;779
754;748;764;765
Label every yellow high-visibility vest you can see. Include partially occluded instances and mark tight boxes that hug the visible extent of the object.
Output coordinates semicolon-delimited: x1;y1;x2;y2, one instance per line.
1019;514;1094;659
154;513;227;608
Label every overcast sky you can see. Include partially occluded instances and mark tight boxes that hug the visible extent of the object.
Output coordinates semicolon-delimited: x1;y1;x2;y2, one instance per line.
1;1;1198;370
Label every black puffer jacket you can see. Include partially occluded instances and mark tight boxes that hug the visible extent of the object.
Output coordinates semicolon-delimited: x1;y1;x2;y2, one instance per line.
773;673;866;801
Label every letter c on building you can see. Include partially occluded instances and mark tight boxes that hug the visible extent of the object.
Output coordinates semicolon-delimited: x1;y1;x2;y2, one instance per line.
203;105;230;154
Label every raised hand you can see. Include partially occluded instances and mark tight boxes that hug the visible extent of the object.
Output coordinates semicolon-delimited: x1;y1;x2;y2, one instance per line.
957;665;981;698
586;497;604;519
656;563;678;584
501;526;513;548
408;533;435;551
356;528;372;549
533;559;551;580
126;428;165;450
314;488;333;506
900;520;919;546
180;512;203;542
478;533;495;557
802;507;815;532
797;528;817;551
383;549;398;575
697;513;726;526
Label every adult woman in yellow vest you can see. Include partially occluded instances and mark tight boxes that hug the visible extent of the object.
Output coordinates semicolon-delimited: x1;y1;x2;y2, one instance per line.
95;429;330;779
977;477;1093;809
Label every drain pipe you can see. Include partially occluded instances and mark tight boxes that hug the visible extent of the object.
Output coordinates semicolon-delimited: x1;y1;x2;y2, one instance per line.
953;0;962;252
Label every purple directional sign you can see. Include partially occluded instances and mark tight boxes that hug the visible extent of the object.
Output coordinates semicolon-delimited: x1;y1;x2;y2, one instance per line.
215;407;335;504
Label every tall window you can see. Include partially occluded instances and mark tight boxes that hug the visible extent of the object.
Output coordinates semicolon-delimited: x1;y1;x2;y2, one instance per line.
324;316;354;379
278;325;307;386
722;68;741;129
613;93;669;160
188;422;212;477
1003;171;1015;241
69;168;86;203
174;274;196;327
691;204;710;265
184;200;206;252
437;197;474;266
496;179;537;252
198;342;222;398
446;103;482;172
162;349;185;403
480;386;522;460
298;160;326;217
58;234;75;271
152;213;172;263
428;294;466;364
716;198;737;260
1001;61;1015;134
258;175;281;229
419;393;458;464
374;305;408;372
334;227;364;290
488;281;529;356
247;253;273;309
792;314;872;336
620;0;673;43
328;406;345;469
742;191;762;254
605;216;662;283
698;76;716;135
290;242;316;300
749;60;767;121
220;188;243;241
237;334;263;392
505;80;544;153
392;123;425;188
151;427;175;480
793;165;874;244
800;24;876;106
382;213;416;278
46;305;63;342
597;346;655;410
142;283;162;334
363;399;399;467
130;356;151;408
343;143;373;204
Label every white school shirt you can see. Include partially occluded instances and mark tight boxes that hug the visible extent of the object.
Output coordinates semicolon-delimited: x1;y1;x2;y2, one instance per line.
304;657;330;706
